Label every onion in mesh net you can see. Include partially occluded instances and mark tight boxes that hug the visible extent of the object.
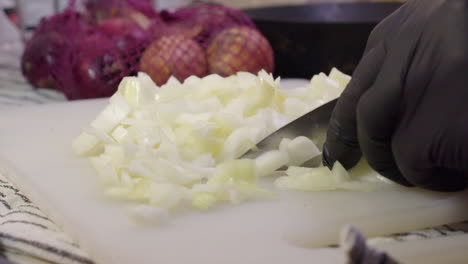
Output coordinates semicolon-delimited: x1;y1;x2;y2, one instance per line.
20;1;274;99
20;10;88;89
206;26;274;77
21;31;66;89
159;4;256;49
139;34;208;86
58;32;126;100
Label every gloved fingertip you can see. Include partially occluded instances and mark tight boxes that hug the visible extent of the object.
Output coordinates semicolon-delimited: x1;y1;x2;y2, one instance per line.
322;148;334;169
322;138;362;170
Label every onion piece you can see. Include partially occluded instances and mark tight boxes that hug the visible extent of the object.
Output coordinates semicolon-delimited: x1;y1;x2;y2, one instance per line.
328;67;351;88
125;205;169;226
275;166;335;191
255;150;290;177
286;136;321;166
331;160;351;183
72;132;102;156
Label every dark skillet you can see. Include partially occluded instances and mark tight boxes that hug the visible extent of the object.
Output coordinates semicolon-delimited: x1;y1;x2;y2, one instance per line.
243;2;403;78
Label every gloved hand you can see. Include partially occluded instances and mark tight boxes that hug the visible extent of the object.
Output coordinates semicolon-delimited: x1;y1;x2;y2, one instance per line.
322;0;468;191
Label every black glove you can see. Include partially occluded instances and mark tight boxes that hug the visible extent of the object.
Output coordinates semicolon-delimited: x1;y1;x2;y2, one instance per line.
323;0;468;191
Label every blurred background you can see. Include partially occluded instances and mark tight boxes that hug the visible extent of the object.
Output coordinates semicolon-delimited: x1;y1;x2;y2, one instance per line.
3;0;404;30
1;0;405;100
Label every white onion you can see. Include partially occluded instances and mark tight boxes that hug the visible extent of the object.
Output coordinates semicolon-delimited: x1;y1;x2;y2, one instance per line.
73;68;357;216
255;150;290;177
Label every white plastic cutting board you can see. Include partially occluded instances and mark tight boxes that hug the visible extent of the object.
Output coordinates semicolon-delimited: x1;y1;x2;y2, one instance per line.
1;99;468;264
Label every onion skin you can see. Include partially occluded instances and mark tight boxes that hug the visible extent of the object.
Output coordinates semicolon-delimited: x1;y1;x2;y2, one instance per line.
20;11;90;91
63;34;125;100
21;31;66;89
139;35;208;86
98;17;150;51
206;26;274;77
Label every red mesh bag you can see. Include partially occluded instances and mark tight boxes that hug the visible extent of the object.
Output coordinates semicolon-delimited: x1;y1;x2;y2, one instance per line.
140;4;271;85
84;0;158;21
139;34;208;86
56;29;127;99
39;0;155;100
20;10;89;90
206;26;274;77
20;1;274;100
159;4;257;49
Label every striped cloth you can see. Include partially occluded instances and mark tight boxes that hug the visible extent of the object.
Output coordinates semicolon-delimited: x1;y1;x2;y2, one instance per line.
0;175;93;264
0;52;66;108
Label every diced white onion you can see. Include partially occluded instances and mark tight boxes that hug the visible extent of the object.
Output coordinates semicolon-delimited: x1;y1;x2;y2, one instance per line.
73;69;364;218
286;136;321;166
255;150;290;177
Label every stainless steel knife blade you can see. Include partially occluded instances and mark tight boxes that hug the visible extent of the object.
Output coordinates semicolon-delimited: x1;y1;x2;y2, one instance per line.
241;98;337;166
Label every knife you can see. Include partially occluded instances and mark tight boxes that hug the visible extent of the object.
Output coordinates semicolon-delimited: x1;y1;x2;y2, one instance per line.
240;98;337;166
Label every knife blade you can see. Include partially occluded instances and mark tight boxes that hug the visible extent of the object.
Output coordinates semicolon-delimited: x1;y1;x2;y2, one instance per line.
240;98;337;166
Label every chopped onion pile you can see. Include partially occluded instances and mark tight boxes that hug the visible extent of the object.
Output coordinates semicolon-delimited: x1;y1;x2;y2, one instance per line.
72;69;388;218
